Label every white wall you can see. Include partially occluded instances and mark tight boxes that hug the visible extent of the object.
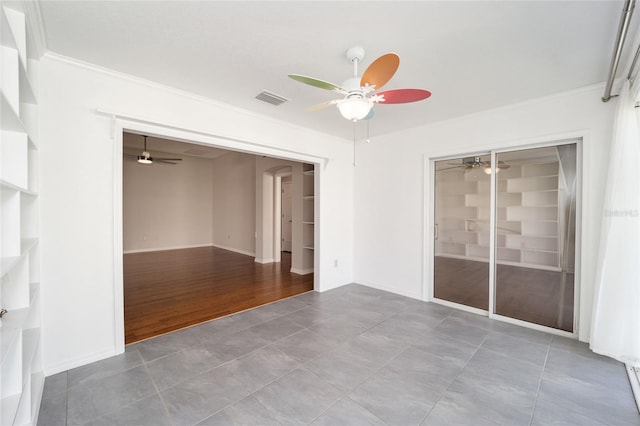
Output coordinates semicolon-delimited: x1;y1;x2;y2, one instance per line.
354;84;615;343
123;148;214;252
211;151;256;256
39;54;354;374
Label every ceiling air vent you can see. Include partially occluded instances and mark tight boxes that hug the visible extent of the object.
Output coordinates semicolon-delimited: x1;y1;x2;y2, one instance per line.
255;90;289;106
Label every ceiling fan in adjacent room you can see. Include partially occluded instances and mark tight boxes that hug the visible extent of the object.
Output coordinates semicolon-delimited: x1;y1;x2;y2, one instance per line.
438;157;511;174
288;46;432;122
124;135;183;165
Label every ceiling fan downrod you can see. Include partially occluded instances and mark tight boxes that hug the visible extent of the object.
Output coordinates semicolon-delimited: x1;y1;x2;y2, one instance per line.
346;46;365;78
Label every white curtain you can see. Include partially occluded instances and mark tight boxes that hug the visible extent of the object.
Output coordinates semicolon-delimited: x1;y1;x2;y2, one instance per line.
591;80;640;365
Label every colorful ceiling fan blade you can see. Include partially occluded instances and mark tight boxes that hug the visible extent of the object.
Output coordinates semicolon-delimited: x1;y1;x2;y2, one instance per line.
305;100;339;112
288;74;346;93
360;53;399;90
377;88;431;104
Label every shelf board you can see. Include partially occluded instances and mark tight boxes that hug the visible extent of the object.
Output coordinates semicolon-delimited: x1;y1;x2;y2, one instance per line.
303;246;314;250
21;238;37;253
302;221;314;225
18;60;36;104
303;170;314;176
1;306;29;335
0;178;28;193
303;196;315;200
1;92;24;133
1;256;20;277
0;239;38;278
0;93;37;149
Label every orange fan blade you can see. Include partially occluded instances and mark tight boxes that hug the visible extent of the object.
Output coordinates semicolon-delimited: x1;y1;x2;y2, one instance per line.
360;53;400;90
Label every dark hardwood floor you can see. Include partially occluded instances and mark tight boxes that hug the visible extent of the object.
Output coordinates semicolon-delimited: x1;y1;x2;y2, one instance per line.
123;247;313;343
434;256;574;332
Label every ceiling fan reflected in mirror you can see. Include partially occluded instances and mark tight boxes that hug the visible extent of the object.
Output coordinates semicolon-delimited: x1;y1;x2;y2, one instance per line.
124;135;183;165
438;157;511;174
288;46;431;122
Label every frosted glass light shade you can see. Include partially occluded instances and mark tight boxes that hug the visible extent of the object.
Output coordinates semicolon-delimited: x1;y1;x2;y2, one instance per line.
484;165;501;174
338;97;372;121
137;152;153;164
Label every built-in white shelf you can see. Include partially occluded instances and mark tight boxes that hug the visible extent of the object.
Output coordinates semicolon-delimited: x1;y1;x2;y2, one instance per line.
435;158;561;270
301;164;315;273
0;4;42;425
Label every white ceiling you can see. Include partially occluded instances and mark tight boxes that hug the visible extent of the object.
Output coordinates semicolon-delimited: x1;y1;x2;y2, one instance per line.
38;1;637;140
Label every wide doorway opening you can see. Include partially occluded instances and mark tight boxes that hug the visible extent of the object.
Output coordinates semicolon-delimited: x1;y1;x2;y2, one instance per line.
432;139;579;334
122;132;316;343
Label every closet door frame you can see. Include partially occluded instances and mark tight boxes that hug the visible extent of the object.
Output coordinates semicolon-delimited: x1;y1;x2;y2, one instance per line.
425;138;582;339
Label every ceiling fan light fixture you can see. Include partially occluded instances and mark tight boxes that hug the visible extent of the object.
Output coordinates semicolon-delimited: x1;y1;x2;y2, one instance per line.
137;151;153;164
483;164;501;174
337;97;372;121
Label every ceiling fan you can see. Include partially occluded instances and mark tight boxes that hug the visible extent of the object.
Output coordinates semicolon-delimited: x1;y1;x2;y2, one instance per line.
124;135;183;165
438;157;511;174
288;46;431;122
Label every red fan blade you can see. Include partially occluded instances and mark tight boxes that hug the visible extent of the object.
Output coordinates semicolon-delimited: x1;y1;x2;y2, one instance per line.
377;89;431;104
360;53;399;90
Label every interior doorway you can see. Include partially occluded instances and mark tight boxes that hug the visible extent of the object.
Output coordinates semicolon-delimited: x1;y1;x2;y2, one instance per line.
120;131;316;344
432;139;579;334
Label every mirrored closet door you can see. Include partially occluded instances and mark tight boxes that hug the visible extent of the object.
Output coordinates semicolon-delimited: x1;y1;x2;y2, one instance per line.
433;141;578;333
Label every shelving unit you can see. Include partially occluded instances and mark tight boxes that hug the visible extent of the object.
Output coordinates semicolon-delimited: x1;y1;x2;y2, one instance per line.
1;4;42;425
435;158;561;270
301;164;314;272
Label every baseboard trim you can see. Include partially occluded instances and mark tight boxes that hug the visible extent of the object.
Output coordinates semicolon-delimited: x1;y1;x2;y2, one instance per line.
211;244;255;257
355;280;423;300
255;258;275;264
123;244;213;254
44;347;116;376
290;267;314;275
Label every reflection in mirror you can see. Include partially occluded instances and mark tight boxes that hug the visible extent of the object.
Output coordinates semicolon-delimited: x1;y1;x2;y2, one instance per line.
433;155;491;310
494;143;576;331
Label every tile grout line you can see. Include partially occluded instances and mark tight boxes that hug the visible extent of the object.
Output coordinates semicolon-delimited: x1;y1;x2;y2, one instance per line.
298;305;413;426
528;339;552;425
143;361;175;425
418;333;489;425
78;362;169;425
345;395;391;426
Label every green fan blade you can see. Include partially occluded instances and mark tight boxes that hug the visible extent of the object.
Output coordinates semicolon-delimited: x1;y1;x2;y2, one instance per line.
289;74;345;92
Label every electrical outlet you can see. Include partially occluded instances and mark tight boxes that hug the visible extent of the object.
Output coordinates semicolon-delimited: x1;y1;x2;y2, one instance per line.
334;259;338;268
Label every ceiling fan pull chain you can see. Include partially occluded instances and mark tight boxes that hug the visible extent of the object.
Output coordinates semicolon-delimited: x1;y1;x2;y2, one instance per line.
353;122;357;166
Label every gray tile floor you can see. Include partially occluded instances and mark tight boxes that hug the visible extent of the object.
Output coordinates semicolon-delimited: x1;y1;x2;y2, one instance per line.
38;284;640;426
